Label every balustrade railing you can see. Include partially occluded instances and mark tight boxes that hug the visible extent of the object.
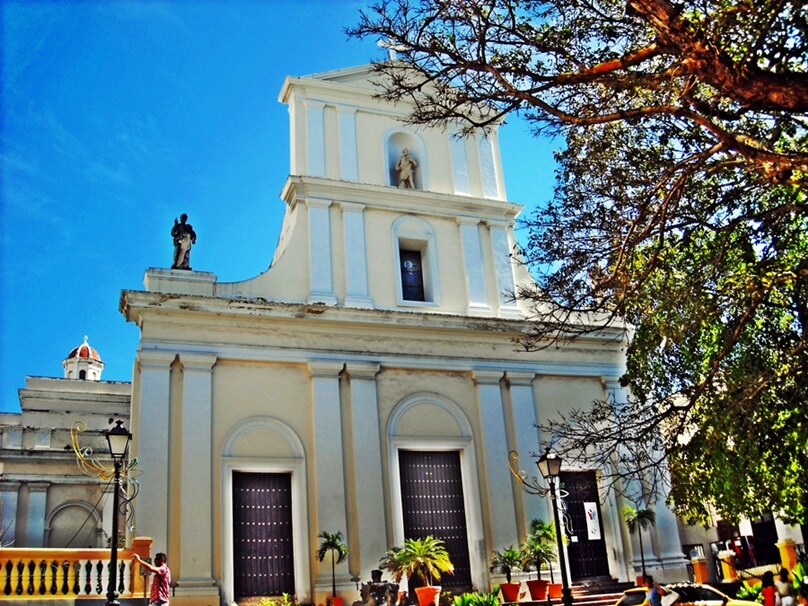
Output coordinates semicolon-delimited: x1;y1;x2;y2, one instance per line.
0;536;153;601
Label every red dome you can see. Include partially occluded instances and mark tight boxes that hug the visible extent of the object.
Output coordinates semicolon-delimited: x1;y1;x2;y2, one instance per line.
67;336;101;361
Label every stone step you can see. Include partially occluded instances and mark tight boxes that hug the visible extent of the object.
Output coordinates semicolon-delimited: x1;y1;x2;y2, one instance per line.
517;581;637;606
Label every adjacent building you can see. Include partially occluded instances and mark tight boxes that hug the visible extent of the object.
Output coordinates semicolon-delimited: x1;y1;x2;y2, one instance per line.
0;337;130;549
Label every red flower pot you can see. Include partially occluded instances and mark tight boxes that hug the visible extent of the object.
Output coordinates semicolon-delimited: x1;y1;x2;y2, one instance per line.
526;580;549;600
415;586;442;606
500;582;521;603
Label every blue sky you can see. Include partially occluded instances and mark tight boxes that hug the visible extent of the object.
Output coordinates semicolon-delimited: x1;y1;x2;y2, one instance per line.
0;0;556;413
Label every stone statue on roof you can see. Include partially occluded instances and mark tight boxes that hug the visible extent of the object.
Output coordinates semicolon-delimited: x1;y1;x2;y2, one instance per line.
171;213;196;270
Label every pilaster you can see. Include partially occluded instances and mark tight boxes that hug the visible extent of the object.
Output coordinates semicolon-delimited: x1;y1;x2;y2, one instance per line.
477;134;499;199
25;481;49;547
338;107;359;181
309;360;349;543
449;129;470;195
177;353;218;589
459;218;492;316
306;100;326;177
341;203;373;309
345;362;385;578
474;370;517;549
488;221;521;318
507;371;543;531
654;500;688;571
135;350;175;549
0;481;21;545
308;198;338;305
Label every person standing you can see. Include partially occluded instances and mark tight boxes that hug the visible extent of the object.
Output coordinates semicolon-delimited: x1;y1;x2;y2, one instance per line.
133;552;171;606
776;568;796;606
762;570;779;606
643;575;667;606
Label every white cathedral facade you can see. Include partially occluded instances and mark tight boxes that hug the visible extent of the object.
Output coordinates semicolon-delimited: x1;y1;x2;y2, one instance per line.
118;64;691;605
7;63;760;606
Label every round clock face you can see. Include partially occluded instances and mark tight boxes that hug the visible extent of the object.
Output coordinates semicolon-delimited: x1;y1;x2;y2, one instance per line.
403;260;415;270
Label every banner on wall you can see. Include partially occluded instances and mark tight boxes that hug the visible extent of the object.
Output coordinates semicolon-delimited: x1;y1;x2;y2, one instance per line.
584;502;601;540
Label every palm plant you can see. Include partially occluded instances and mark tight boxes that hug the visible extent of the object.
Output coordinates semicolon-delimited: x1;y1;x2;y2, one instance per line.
317;530;350;598
490;546;522;584
622;506;656;578
380;535;454;587
521;533;557;582
521;519;558;583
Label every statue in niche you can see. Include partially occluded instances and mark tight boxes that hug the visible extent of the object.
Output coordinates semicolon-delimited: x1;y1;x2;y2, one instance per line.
395;148;418;189
171;213;197;270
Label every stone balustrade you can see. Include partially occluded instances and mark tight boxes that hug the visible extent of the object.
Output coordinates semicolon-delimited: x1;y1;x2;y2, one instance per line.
0;536;153;601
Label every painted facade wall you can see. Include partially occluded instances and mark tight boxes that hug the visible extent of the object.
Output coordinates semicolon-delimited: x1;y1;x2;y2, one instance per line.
120;65;691;606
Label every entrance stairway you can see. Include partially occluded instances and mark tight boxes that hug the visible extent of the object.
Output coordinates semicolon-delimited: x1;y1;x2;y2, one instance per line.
521;581;637;606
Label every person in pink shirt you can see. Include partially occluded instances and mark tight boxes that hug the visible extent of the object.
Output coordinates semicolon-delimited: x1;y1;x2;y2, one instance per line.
133;552;172;605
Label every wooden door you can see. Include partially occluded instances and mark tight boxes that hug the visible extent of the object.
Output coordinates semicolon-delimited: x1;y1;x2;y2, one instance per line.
399;450;472;591
560;471;611;581
232;472;295;598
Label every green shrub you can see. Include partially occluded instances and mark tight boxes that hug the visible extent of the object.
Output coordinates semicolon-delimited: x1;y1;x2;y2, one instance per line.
736;582;762;603
254;593;299;606
452;589;500;606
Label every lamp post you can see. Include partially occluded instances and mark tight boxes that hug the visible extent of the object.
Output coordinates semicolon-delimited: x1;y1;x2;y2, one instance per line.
537;448;573;606
105;420;132;606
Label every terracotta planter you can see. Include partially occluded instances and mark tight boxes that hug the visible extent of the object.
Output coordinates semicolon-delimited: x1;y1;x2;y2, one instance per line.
548;583;563;599
415;586;442;606
526;580;549;600
500;582;521;603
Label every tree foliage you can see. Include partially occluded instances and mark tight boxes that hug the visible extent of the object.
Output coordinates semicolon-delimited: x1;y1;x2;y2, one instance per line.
349;0;807;524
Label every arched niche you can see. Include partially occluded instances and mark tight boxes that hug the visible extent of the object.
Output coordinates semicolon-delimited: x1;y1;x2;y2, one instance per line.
387;392;471;438
386;131;427;190
222;415;305;459
45;499;103;547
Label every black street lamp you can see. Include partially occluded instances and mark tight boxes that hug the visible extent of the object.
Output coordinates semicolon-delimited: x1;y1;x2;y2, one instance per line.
537;448;574;606
105;420;132;606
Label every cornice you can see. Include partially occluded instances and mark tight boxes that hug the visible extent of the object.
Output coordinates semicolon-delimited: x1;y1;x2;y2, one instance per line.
120;290;628;348
278;64;507;129
0;472;108;485
280;175;523;222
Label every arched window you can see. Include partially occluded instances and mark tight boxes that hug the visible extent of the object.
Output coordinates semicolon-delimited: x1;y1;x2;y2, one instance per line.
392;216;440;306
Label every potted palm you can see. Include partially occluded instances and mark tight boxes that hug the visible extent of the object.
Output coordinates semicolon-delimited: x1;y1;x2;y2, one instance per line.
622;506;656;585
317;530;350;606
490;546;523;603
380;535;454;606
521;519;557;600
